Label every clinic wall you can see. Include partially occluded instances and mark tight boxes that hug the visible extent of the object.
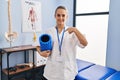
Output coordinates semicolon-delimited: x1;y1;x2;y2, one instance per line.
0;0;56;68
106;0;120;70
0;0;57;48
0;0;73;77
0;0;73;48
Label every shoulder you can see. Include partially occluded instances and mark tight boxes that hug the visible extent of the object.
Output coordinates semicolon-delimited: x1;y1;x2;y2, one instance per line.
65;26;75;29
45;27;56;34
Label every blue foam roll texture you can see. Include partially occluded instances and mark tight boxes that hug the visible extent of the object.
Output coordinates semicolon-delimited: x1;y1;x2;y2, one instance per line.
39;34;53;51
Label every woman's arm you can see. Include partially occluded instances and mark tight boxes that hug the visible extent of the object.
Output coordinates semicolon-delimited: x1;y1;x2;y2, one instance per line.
66;27;88;46
36;46;51;57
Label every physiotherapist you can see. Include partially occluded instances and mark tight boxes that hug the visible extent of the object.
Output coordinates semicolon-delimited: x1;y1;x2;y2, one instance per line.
36;5;88;80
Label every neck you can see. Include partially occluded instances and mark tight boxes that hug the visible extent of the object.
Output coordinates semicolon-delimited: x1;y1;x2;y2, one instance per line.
56;24;65;33
57;24;65;29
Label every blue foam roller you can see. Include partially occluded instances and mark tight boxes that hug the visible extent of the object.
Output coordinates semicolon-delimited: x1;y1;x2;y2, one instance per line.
39;34;52;51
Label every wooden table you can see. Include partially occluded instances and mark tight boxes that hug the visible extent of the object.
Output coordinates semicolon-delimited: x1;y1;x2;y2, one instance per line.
0;45;37;80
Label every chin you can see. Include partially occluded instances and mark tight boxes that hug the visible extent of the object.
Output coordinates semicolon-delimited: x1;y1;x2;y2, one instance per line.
58;23;64;25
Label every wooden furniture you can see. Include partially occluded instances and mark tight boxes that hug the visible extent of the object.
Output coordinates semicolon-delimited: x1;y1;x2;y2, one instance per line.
0;45;40;80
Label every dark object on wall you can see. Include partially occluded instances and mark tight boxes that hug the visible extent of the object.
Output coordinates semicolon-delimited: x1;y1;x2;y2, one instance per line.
39;34;53;51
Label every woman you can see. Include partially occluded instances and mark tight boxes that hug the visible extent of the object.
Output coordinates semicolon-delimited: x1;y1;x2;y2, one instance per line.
36;5;88;80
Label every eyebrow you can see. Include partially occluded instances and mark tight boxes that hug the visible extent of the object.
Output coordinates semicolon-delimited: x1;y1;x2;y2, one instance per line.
57;14;66;17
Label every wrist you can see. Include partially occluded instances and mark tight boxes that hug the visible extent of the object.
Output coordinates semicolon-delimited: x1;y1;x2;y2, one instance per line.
73;27;77;33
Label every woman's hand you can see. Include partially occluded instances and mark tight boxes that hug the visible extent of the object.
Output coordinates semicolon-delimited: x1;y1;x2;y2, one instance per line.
36;46;51;57
40;50;51;57
66;27;77;34
66;27;88;46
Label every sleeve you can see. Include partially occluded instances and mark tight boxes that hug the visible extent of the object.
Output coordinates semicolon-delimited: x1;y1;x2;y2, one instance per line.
72;32;85;48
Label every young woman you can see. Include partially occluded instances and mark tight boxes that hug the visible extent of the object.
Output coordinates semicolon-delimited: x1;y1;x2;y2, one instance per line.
36;6;88;80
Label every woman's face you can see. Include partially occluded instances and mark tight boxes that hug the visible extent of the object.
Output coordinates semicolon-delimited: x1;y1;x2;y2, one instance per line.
55;9;68;26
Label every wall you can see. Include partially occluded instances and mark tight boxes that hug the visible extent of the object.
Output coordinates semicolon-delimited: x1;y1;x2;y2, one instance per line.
106;0;120;70
0;0;73;78
0;0;57;48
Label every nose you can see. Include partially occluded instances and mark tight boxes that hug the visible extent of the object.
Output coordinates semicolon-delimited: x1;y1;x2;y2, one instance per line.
59;16;63;19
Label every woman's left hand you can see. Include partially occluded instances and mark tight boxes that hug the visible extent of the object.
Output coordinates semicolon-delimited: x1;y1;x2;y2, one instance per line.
66;27;77;34
66;27;88;46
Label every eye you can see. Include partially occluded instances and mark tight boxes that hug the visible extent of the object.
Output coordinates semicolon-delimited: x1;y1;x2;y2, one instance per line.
62;14;65;17
57;14;60;17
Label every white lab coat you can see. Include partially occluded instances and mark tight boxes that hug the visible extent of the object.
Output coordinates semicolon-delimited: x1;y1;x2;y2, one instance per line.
43;26;84;80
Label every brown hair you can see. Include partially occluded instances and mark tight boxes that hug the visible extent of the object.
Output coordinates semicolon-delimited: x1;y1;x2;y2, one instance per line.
55;6;67;15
